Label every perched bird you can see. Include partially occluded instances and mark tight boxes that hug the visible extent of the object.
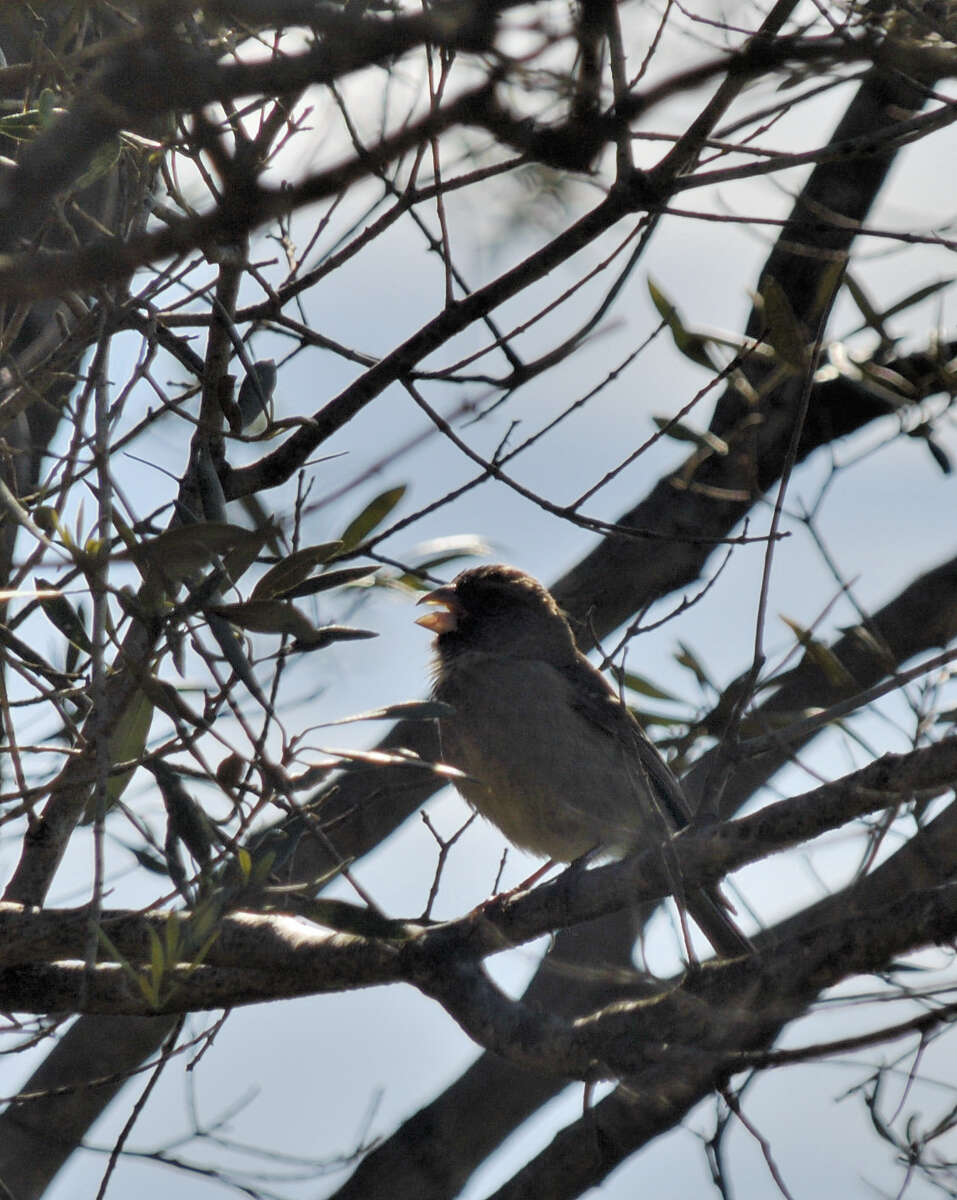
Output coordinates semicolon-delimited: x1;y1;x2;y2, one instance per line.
416;564;752;957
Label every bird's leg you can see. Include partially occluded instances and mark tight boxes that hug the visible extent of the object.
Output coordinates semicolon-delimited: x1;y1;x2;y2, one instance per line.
474;849;598;914
515;858;559;891
512;844;600;895
473;859;558;914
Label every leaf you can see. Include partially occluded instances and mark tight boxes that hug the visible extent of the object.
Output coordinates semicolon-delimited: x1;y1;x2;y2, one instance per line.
320;700;455;727
236;360;278;433
237;493;286;556
647;278;716;369
111;508;139;554
276;564;378;601
735;710;818;738
32;506;72;545
206;612;272;713
164;911;182;965
83;688;154;822
628;707;688;729
210;599;318;640
35;577;92;655
138;675;205;727
320;745;465;775
674;642;716;691
0;109;44;138
74;136;121;191
398;535;492;588
298;898;414;939
619;670;680;703
907;426;953;475
250;849;277;886
780;616;856;689
843;623;893;669
148;925;165;996
0;623;68;684
220;524;275;590
65;601;87;675
194;443;227;524
251;543;347;600
237;848;252;881
337;486;406;552
291;624;379;651
153;761;213;867
651;417;728;456
127;523;266;581
760;277;809;371
844;272;884;333
125;843;171;876
811;258;846;323
928;438;953;475
881;278;953;322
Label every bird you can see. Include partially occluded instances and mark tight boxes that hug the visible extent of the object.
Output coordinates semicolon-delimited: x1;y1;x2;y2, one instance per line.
415;564;752;958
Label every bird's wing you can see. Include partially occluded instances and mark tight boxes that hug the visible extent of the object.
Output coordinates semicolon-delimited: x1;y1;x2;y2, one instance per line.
563;656;752;954
434;650;670;856
561;655;694;832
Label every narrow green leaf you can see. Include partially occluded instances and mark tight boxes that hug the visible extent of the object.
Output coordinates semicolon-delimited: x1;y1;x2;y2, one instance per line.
164;912;181;966
220;524;274;590
760;277;809;370
74;137;121;191
127;522;266;581
337;486;406;552
206;612;272;713
252;849;277;886
651;417;728;456
291;624;378;651
237;847;252;881
111;508;139;554
627;707;688;729
236;360;277;433
65;601;86;675
780;616;856;688
35;577;92;654
844;624;893;669
619;670;681;703
154;761;213;866
36;89;57;127
237;494;287;556
83;689;154;821
811;258;846;322
882;278;953;322
194;444;227;524
299;898;413;939
124;843;170;876
647;277;716;369
210;599;318;640
844;272;883;332
148;926;165;993
321;700;455;727
277;564;378;601
399;535;493;587
674;642;716;691
252;543;349;600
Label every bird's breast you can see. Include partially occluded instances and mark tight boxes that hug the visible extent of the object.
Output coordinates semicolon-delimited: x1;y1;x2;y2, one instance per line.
432;652;656;861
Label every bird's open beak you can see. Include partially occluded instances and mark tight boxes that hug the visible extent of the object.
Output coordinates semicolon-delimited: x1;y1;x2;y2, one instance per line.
415;586;462;634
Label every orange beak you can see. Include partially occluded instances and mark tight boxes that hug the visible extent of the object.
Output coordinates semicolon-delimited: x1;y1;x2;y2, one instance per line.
415;585;462;634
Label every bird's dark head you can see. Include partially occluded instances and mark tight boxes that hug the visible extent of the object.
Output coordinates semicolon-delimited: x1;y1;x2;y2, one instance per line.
416;564;577;663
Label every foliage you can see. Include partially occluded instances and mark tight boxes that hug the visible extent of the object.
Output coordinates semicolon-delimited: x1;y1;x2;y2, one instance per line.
0;2;955;1198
